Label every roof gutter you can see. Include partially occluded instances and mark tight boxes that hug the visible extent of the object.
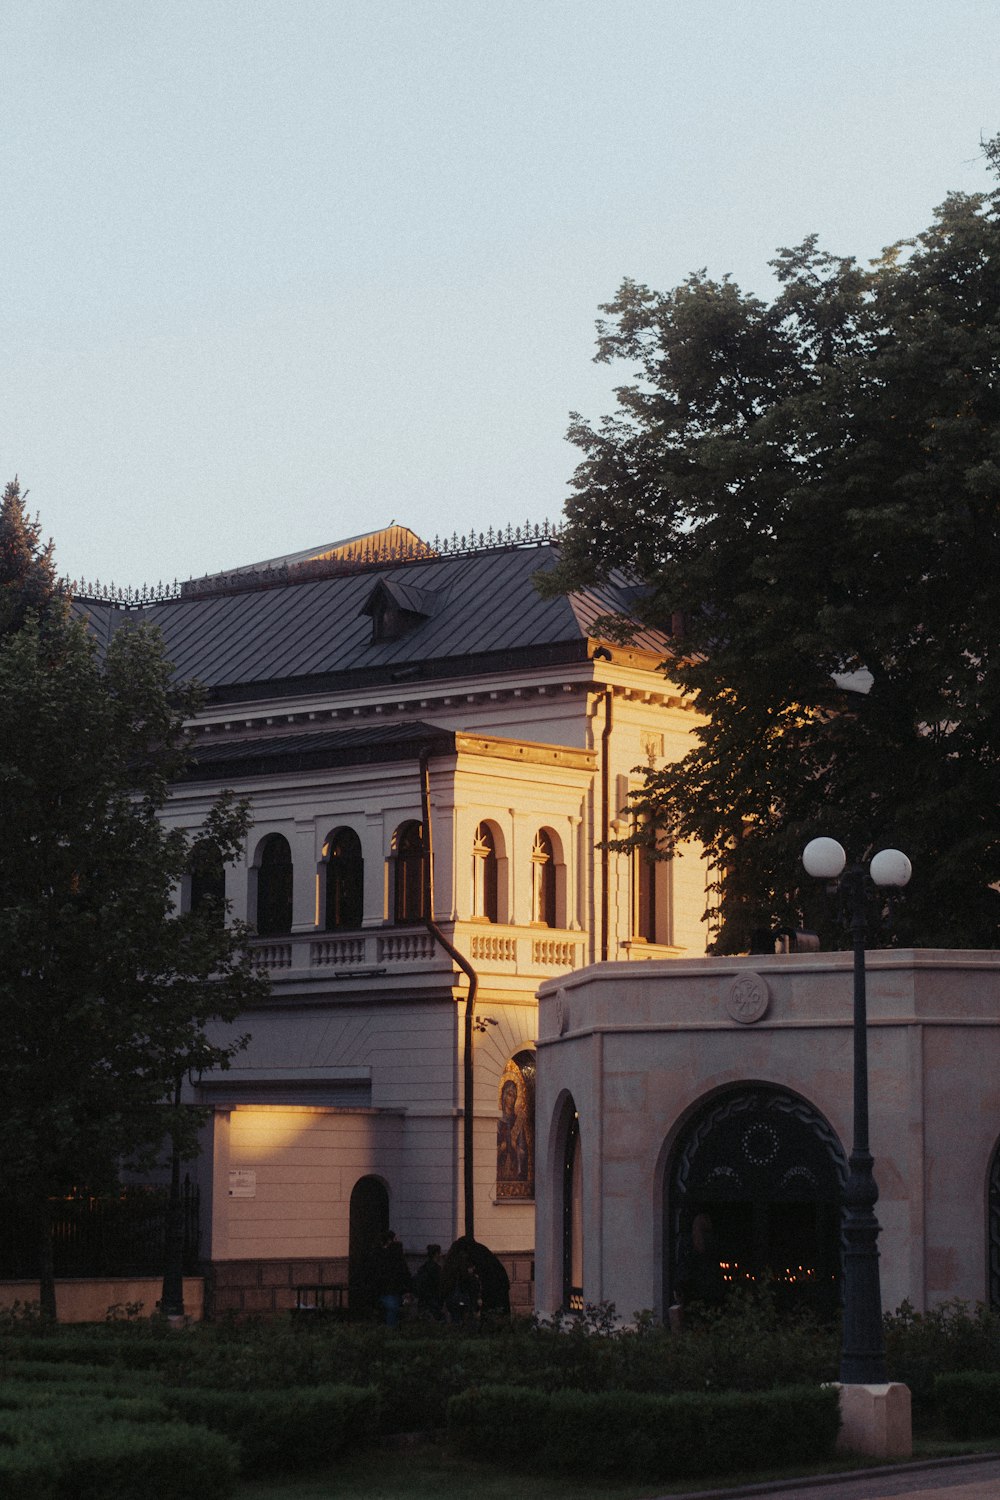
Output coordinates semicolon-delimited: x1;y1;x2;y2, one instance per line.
601;686;613;963
418;745;479;1242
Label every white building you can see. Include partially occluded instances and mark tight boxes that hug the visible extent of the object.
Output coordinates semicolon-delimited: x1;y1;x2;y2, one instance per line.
80;524;709;1314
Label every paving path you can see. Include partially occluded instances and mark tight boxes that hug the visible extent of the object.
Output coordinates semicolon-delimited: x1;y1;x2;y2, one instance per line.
662;1454;1000;1500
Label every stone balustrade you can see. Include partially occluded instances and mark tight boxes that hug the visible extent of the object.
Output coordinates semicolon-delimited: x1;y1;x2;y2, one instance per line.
251;923;584;976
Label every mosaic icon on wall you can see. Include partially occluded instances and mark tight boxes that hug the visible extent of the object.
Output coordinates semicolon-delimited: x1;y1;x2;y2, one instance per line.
496;1050;535;1200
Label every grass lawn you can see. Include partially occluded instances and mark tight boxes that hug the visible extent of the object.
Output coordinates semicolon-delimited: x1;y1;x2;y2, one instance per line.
235;1437;999;1500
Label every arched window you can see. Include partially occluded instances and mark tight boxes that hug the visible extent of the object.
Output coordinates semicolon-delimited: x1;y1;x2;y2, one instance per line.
472;822;499;922
188;839;226;924
323;827;364;931
392;820;426;924
255;833;293;937
497;1050;535;1200
563;1108;583;1312
531;829;557;928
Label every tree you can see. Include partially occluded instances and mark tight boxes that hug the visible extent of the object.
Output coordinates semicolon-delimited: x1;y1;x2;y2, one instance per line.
544;145;1000;952
0;477;63;633
0;490;267;1316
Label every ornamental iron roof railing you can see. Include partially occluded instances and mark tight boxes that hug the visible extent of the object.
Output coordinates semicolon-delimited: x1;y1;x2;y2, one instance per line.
68;518;563;608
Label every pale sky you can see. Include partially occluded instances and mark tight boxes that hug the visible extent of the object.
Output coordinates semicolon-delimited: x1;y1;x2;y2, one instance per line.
3;0;997;589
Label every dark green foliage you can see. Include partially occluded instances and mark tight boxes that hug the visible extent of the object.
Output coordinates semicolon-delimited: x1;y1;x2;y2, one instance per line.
0;483;268;1317
883;1299;1000;1417
0;1406;237;1500
162;1383;380;1473
543;143;1000;952
0;478;63;635
933;1371;1000;1438
448;1383;841;1480
0;1439;62;1500
0;1294;840;1433
48;1421;236;1500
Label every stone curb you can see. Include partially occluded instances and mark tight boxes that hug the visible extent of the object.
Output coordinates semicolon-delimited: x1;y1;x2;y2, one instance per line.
649;1449;1000;1500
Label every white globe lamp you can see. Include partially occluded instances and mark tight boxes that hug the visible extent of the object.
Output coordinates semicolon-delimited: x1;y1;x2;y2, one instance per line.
869;848;912;888
802;837;847;881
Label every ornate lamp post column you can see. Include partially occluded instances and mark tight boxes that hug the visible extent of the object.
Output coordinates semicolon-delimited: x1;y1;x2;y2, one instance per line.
802;838;911;1385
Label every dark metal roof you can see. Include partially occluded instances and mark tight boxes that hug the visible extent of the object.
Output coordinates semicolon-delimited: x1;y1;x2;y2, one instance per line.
75;542;669;699
182;721;456;780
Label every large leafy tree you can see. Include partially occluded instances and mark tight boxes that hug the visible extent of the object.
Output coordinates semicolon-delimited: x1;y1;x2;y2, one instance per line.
0;489;266;1315
545;147;1000;952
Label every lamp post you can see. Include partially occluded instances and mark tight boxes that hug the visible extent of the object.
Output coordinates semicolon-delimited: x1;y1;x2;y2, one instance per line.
802;837;911;1385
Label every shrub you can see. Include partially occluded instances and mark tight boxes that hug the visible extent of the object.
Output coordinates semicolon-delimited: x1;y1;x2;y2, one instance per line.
884;1300;1000;1417
57;1421;237;1500
0;1416;236;1500
448;1382;841;1480
0;1437;61;1500
162;1383;380;1473
934;1372;1000;1439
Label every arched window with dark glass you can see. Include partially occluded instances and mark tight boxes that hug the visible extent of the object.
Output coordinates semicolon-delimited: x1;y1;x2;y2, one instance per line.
472;822;499;922
392;820;426;924
531;829;557;928
255;833;293;936
323;827;364;931
188;839;226;924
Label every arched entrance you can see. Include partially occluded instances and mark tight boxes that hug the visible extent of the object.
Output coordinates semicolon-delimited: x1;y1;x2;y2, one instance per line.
348;1175;389;1316
989;1140;1000;1311
666;1086;846;1318
563;1110;583;1312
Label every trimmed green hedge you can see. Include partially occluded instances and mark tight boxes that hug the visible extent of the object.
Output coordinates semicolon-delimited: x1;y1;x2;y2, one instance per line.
0;1417;237;1500
934;1371;1000;1439
448;1382;841;1481
162;1383;380;1473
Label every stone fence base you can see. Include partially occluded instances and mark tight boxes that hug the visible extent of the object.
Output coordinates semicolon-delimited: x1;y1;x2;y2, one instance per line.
206;1250;535;1319
0;1277;205;1324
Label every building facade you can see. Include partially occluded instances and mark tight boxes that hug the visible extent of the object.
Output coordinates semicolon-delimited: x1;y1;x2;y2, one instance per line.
78;525;709;1313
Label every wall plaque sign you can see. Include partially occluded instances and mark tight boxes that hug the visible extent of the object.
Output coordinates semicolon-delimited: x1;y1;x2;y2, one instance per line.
228;1169;257;1199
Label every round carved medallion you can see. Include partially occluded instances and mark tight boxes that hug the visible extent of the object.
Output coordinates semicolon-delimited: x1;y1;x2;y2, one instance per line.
725;972;770;1025
555;991;569;1036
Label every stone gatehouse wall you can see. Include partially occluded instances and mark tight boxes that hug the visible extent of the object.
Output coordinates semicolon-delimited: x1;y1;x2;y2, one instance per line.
206;1251;535;1318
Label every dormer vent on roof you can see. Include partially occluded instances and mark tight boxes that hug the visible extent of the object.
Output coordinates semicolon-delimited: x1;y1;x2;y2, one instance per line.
360;578;442;643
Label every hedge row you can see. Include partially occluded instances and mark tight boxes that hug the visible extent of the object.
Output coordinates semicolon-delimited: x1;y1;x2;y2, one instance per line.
448;1382;841;1481
162;1383;380;1473
0;1379;379;1487
934;1371;1000;1439
0;1418;237;1500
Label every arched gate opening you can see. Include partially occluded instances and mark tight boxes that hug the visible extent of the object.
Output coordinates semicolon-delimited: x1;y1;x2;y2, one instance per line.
666;1086;846;1318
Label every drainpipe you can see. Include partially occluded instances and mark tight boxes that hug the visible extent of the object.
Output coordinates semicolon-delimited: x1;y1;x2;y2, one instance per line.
600;687;613;963
418;746;479;1242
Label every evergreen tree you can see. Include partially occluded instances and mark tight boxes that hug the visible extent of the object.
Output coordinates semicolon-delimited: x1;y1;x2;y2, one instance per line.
545;144;1000;952
0;477;63;633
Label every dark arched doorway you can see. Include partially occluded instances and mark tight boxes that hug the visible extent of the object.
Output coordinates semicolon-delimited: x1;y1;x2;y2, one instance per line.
562;1109;583;1312
989;1139;1000;1311
348;1175;389;1317
666;1086;846;1318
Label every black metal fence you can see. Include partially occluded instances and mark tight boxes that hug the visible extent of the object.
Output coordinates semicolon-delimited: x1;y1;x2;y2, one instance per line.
0;1182;201;1279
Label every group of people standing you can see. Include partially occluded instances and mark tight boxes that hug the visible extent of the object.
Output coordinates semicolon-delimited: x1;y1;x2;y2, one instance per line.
371;1232;498;1327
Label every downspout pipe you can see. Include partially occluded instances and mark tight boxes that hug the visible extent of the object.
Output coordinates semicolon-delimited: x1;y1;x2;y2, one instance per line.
600;686;613;963
418;745;479;1242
